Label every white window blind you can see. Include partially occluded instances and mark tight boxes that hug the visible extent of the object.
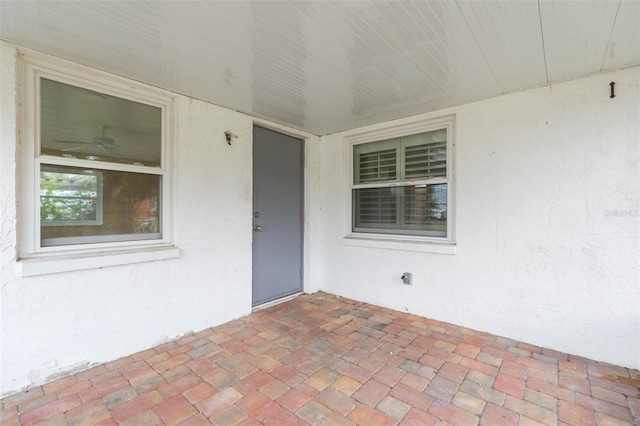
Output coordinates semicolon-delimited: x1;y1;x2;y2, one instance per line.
352;129;448;237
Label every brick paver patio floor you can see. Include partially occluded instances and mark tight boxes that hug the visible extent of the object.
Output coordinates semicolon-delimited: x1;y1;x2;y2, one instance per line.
2;292;639;425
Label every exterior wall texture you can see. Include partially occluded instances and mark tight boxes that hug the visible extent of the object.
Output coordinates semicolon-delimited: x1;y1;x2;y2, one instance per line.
1;43;257;395
1;40;638;396
318;66;640;370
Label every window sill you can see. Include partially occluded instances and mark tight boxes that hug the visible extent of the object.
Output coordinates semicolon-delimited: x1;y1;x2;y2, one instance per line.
19;245;180;277
342;234;456;254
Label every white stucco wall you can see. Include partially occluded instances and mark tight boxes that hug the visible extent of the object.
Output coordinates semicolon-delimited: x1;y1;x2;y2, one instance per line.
318;66;640;369
0;43;321;396
1;39;638;397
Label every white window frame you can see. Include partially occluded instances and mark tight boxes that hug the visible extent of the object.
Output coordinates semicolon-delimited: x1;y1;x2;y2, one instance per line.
343;115;456;254
18;51;179;276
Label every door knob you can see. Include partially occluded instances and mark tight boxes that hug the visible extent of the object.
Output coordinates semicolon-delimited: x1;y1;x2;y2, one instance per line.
253;225;263;231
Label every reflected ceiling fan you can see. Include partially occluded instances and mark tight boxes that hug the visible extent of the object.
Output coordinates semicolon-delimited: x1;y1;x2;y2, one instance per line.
53;125;124;158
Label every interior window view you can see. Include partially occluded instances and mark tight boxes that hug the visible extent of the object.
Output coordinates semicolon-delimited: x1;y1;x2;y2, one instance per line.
1;1;638;425
39;78;163;247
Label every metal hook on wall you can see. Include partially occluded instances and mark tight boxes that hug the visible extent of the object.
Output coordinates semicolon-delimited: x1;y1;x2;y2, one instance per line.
225;131;234;145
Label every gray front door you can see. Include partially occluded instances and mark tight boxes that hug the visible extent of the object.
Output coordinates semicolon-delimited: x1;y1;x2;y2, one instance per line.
252;126;303;306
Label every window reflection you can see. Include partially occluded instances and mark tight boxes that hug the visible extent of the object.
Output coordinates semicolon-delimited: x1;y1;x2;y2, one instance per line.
40;78;162;167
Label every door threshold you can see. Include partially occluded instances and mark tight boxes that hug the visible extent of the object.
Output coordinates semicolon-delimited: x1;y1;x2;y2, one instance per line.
252;292;304;312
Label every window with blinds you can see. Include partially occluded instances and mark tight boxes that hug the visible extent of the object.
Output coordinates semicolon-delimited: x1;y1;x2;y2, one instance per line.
352;128;448;237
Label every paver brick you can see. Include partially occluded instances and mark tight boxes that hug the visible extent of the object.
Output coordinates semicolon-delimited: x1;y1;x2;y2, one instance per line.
233;371;272;394
591;386;630;407
518;357;558;374
318;412;356;426
347;404;395;426
399;408;439;425
589;376;639;398
178;413;212;426
196;387;243;417
336;362;372;384
376;395;411;421
476;351;502;368
236;391;279;422
263;408;307;426
75;366;108;383
153;395;197;425
118;408;160;426
351;380;390;407
331;376;362;396
454;342;481;358
78;377;130;403
2;388;45;410
399;359;436;379
101;386;137;409
389;383;434;412
460;380;506;406
480;403;518;425
296;400;331;424
452;391;486;415
627;397;640;418
459;357;499;377
42;376;78;395
315;387;356;415
305;368;341;391
373;365;405;387
437;362;469;384
500;360;529;380
428;399;479;425
493;373;525;398
271;365;308;387
558;399;596;426
424;376;459;402
2;292;639;426
110;391;163;422
574;393;634;423
0;407;20;426
528;367;558;384
202;368;236;390
20;395;82;425
358;357;385;373
65;399;111;426
55;380;92;399
258;379;290;400
182;382;215;405
158;373;203;399
523;388;557;410
276;384;318;411
504;395;557;425
596;412;636;426
526;377;575;402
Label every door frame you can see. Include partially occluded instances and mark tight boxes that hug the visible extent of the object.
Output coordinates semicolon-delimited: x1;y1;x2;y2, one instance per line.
251;119;317;307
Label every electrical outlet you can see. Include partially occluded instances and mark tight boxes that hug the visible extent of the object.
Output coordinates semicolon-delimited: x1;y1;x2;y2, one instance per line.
401;272;412;285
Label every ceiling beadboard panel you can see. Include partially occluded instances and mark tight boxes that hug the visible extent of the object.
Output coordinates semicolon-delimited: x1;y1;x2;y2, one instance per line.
602;0;640;71
0;0;637;135
454;0;547;93
540;0;620;82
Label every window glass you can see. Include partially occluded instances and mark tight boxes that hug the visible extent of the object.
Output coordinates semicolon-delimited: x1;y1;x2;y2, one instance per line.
40;165;161;247
40;78;162;167
352;128;449;238
41;166;102;226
